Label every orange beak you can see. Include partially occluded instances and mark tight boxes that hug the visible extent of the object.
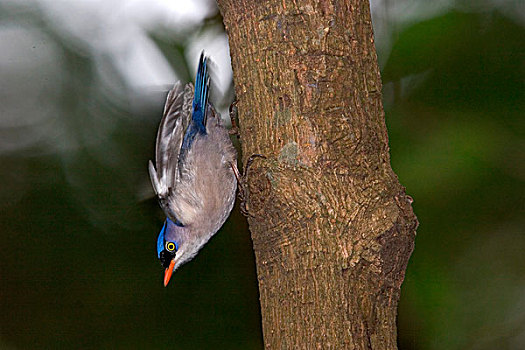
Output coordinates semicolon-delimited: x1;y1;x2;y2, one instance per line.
164;259;176;287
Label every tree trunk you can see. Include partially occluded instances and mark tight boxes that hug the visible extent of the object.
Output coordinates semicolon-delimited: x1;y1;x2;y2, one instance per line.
217;0;418;348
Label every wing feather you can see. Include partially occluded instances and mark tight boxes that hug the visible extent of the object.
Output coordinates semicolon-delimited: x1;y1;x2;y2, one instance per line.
150;82;191;199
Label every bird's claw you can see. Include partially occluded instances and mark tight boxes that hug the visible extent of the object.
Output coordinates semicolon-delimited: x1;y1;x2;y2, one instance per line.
228;99;240;137
231;154;266;217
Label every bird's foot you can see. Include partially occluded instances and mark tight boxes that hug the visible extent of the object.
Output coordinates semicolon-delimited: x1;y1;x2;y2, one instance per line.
228;99;240;137
230;154;266;217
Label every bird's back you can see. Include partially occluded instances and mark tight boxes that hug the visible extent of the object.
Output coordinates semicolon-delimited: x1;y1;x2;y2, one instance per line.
171;106;237;236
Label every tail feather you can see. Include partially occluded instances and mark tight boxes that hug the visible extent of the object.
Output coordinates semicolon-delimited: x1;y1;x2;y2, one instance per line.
193;52;209;131
181;52;209;152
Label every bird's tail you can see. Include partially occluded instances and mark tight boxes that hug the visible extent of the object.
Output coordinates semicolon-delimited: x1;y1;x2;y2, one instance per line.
180;52;210;153
191;52;209;133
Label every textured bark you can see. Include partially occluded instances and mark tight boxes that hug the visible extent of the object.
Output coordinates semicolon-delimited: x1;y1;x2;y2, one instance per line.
217;0;418;349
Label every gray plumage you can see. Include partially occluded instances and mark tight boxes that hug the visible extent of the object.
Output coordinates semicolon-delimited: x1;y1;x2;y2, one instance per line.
149;77;238;277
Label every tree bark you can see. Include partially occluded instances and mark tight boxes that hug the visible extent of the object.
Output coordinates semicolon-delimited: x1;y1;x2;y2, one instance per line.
217;0;418;348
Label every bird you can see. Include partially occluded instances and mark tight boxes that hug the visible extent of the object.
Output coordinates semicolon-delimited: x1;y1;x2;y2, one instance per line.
148;53;239;286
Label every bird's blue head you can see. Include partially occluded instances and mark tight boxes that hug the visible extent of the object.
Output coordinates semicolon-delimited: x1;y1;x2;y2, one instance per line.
156;217;183;285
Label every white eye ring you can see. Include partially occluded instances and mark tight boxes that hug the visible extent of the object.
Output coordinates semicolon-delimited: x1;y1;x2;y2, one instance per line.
166;242;176;252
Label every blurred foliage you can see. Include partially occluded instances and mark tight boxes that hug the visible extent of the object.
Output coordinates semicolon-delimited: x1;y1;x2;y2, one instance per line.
0;1;261;349
382;8;524;350
0;1;524;350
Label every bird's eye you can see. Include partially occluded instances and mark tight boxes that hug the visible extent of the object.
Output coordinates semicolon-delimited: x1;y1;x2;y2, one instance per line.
166;241;177;252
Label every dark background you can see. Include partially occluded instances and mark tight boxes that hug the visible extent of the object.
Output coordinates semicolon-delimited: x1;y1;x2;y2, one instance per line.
1;0;523;349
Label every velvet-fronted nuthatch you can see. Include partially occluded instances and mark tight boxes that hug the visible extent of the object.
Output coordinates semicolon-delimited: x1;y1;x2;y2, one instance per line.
149;53;238;286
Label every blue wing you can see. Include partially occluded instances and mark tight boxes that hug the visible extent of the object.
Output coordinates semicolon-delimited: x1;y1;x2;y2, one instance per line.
181;52;209;152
